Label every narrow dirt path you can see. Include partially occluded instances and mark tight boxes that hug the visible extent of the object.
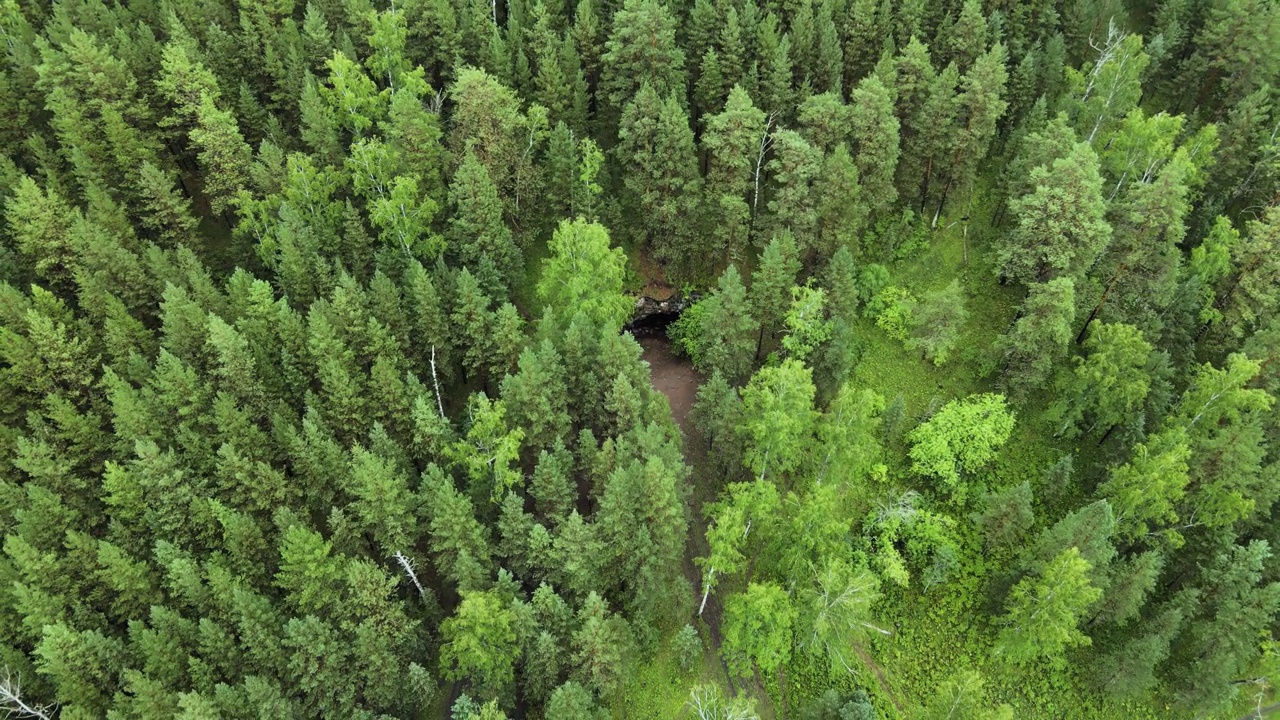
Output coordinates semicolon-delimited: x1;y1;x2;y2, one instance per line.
639;336;777;718
639;336;701;436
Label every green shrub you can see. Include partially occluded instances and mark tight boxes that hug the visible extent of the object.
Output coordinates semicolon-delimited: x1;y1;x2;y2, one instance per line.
867;285;916;340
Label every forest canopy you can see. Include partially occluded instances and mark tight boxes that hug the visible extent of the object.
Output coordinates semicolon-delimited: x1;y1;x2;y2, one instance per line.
1;0;1279;718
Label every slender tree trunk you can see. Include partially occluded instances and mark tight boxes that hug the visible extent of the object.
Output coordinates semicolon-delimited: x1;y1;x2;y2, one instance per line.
1077;265;1125;344
1097;423;1118;446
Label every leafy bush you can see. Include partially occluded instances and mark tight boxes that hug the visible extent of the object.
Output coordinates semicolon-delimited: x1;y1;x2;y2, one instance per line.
867;285;916;340
667;299;707;362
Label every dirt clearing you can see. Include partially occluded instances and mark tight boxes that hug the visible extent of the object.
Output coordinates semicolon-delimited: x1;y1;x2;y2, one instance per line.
639;336;702;437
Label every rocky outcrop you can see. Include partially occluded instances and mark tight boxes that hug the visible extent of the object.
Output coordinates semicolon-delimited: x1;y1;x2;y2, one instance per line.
625;294;696;335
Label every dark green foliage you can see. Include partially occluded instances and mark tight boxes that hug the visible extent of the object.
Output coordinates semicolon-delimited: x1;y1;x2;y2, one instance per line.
971;481;1035;550
1;2;1278;718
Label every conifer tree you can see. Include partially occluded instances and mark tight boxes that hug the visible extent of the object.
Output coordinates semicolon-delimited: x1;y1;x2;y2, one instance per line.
500;339;570;451
994;547;1101;667
993;278;1076;398
702;87;767;264
847;75;901;217
599;0;685;112
998;141;1111;285
749;233;801;351
616;86;700;270
813;144;866;256
448;150;521;298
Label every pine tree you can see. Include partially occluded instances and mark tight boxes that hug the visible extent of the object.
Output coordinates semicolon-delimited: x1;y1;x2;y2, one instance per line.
616;86;701;270
841;0;886;87
702;86;768;265
135;162;198;247
1091;550;1163;627
1169;540;1280;714
189;94;254;216
764;130;821;256
813;144;866;256
970;481;1035;550
847;75;900;217
423;465;495;592
993;278;1076;398
993;547;1101;667
947;0;988;72
448;150;521;298
690;265;757;384
1215;206;1280;346
570;592;629;696
500;339;570;451
598;0;685;112
998;141;1111;284
750;233;801;360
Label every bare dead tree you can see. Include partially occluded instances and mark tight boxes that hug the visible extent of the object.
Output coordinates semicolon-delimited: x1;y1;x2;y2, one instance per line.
0;669;55;720
430;345;445;418
393;551;428;599
687;684;759;720
751;113;778;220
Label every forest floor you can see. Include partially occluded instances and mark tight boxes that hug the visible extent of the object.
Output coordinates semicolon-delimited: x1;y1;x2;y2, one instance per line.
639;336;701;435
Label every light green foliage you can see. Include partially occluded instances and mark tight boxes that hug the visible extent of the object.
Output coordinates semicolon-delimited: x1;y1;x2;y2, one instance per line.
722;582;795;678
674;624;703;673
817;384;886;487
861;492;960;589
908;394;1015;499
1049;322;1152;438
2;3;1278;718
321;51;383;135
448;394;524;504
439;590;518;699
738;359;818;481
675;265;757;383
920;670;1013;720
537;218;631;331
1168;353;1274;528
1063;31;1149;145
781;285;831;361
904;280;967;365
1098;428;1190;541
994;547;1102;667
795;558;883;674
868;285;916;341
687;683;760;719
